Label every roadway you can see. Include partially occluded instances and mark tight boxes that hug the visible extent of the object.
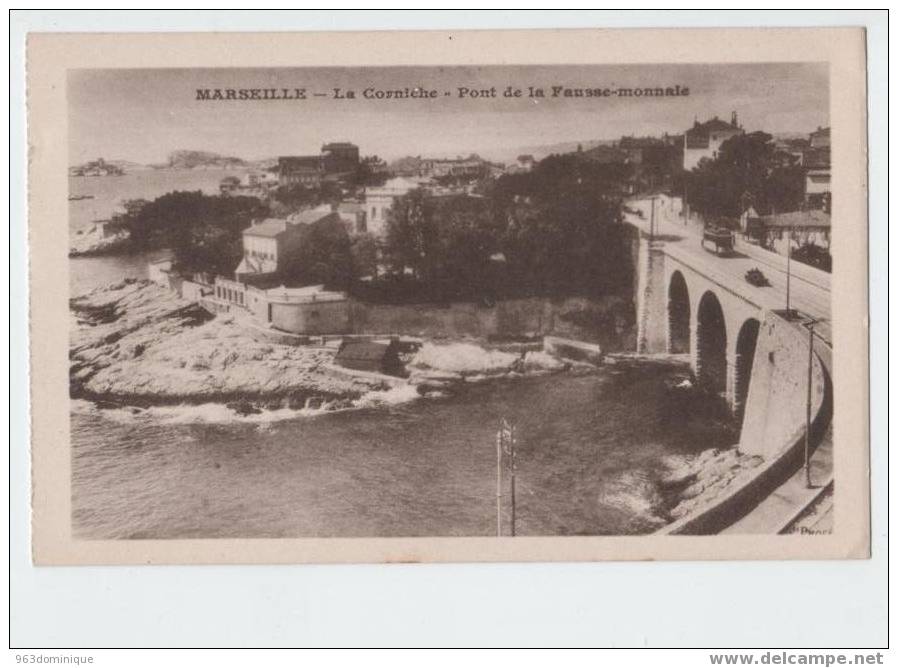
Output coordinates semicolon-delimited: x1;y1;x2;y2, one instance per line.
625;198;832;347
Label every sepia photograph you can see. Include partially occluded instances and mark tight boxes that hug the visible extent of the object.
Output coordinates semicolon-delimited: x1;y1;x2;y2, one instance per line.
15;15;885;653
64;62;837;541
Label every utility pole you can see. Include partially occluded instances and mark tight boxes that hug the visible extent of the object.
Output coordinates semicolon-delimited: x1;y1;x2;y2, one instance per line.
649;196;656;241
510;424;517;538
496;423;503;537
496;418;518;537
785;228;793;317
805;320;817;488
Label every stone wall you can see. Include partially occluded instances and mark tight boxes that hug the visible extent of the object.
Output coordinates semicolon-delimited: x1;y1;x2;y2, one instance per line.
738;312;826;459
347;295;635;349
270;299;352;335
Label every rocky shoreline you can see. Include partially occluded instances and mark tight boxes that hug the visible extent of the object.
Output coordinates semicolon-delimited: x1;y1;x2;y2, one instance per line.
657;447;764;522
69;224;131;257
69;280;575;415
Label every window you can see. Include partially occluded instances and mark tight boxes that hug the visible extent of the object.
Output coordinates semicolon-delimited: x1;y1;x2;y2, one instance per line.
371;206;377;220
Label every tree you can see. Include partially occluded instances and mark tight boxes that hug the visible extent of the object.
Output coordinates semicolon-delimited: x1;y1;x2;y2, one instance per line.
352;155;391;188
280;216;354;290
383;189;435;280
490;153;631;296
683;132;806;219
114;191;267;275
350;233;379;279
378;153;633;300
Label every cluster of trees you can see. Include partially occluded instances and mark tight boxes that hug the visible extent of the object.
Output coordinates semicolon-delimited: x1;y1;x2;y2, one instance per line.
378;153;633;300
115;191;268;275
679;131;806;221
115;152;636;302
279;216;355;290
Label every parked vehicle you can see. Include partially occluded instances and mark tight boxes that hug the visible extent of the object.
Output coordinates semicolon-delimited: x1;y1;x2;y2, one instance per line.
744;267;771;287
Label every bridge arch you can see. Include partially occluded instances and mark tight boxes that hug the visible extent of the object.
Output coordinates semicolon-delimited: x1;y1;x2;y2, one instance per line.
667;270;691;354
696;291;728;395
733;318;761;422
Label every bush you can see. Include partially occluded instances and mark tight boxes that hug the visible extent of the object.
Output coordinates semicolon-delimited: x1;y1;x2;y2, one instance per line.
791;243;832;273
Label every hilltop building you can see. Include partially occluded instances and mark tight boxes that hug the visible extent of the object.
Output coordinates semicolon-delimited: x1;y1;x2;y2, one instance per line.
363;177;422;237
235;208;345;279
321;142;360;174
277;142;360;189
278;156;322;188
683;113;743;170
809;126;831;149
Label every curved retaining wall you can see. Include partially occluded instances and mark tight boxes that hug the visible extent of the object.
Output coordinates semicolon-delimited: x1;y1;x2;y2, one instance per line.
659;311;832;535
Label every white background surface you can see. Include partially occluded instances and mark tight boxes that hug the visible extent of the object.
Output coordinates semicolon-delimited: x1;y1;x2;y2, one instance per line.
8;9;889;649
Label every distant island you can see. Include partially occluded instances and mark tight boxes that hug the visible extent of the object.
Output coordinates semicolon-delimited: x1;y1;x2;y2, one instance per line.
69;158;126;177
164;149;247;170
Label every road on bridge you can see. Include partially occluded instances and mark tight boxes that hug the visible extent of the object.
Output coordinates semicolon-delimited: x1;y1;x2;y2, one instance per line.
625;198;832;347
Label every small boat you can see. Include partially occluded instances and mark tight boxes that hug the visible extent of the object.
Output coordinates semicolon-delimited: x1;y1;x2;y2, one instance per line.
68;194;95;201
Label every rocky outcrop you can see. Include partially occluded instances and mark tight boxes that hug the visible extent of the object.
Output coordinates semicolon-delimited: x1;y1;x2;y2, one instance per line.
70;280;385;407
69;224;130;257
658;448;764;521
406;341;573;390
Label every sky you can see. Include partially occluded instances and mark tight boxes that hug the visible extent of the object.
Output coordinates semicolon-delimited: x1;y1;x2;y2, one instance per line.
68;63;829;165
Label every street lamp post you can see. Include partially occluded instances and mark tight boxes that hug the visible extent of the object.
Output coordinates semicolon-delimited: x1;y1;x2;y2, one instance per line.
804;319;818;488
649;195;656;241
785;228;793;317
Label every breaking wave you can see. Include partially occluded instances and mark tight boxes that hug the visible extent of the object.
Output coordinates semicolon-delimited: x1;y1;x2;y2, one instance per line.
596;469;668;528
70;383;424;425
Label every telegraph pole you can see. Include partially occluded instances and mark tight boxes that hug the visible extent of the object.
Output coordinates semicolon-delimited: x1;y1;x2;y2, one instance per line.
496;419;518;537
496;424;503;537
785;228;793;317
804;320;817;488
510;424;517;538
649;196;656;240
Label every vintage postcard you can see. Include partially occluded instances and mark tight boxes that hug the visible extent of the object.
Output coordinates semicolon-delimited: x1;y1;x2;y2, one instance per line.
27;28;869;564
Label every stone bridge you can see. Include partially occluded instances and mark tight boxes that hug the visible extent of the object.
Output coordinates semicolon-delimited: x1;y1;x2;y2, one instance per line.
637;240;766;420
626;196;832;466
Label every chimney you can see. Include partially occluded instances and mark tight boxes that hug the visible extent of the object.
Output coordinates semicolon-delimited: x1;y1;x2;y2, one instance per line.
731;111;739;127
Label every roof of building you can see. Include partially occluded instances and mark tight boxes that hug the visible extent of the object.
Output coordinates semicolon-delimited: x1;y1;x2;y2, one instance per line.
581;145;629;164
279;155;321;172
287;206;335;226
688;116;741;134
760;210;831;229
685;116;742;149
335;340;399;362
619;136;666;149
810;126;831;138
321;142;358;150
337;200;365;214
265;284;347;303
243;218;289;238
366;176;421;194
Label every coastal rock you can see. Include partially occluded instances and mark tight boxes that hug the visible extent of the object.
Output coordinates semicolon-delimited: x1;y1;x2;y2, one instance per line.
661;446;767;523
69;281;382;405
409;341;568;379
520;350;569;373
